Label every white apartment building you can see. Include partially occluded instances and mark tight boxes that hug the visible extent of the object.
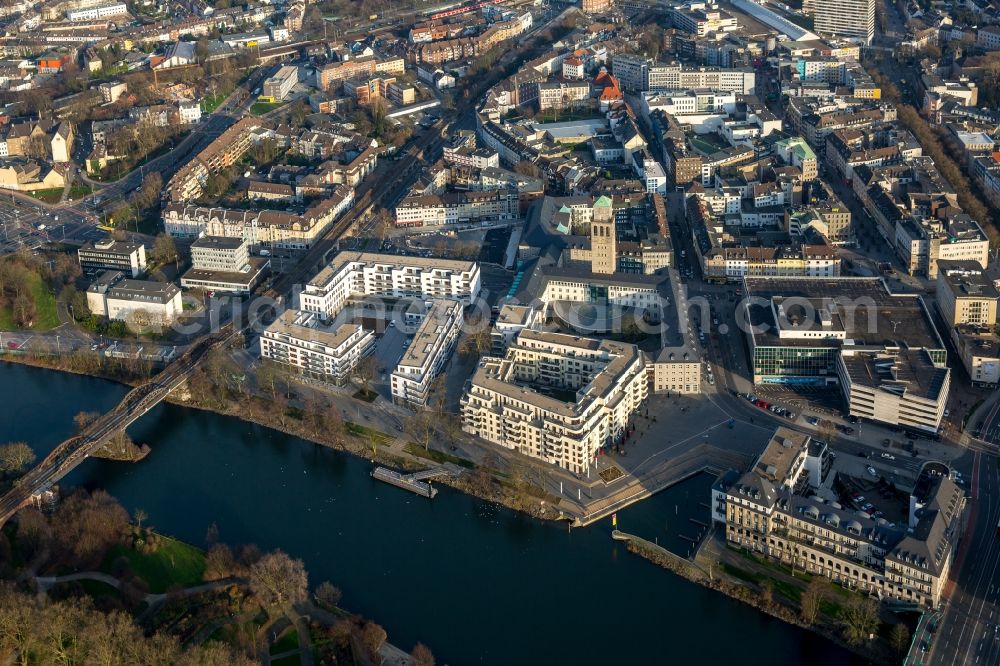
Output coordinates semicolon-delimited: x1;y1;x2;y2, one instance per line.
391;299;463;407
642;90;737;116
178;101;202;124
300;252;481;317
646;63;756;94
66;2;127;21
462;330;648;474
261;310;375;385
811;0;874;45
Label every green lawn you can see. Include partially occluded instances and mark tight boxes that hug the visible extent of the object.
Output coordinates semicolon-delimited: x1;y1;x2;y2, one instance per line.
67;185;97;200
403;443;474;468
0;267;59;332
101;534;206;593
270;629;299;655
202;93;228;114
345;422;394;445
27;188;63;204
250;101;285;116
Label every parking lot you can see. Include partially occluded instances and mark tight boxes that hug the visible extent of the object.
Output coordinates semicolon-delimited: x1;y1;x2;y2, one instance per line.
368;320;412;400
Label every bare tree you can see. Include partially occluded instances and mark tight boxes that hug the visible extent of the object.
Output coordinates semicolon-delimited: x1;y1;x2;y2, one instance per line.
411;642;435;666
839;597;879;646
315;581;342;610
132;508;148;531
890;623;911;655
352;356;379;398
360;622;387;663
248;550;309;608
0;442;36;476
759;579;774;608
405;410;436;451
800;577;825;625
73;411;100;432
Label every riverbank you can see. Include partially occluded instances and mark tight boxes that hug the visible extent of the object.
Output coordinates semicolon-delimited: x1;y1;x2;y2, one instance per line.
0;351;556;522
0;353;891;664
0;358;863;665
621;529;900;665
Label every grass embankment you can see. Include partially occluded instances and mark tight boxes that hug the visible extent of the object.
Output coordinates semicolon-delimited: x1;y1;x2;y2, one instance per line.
403;443;475;468
0;265;59;331
27;188;64;204
101;534;206;593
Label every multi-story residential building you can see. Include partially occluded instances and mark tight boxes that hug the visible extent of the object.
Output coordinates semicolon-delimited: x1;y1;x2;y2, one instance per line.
720;427;964;608
86;271;183;326
300;252;481;317
935;261;1000;387
443;133;499;170
98;80;127;103
78;238;147;278
391;299;463;407
66;2;127;21
163;185;355;249
894;215;990;280
261;310;375;385
810;0;874;44
936;261;999;328
977;25;1000;50
317;57;405;90
461;330;648;474
394;189;519;227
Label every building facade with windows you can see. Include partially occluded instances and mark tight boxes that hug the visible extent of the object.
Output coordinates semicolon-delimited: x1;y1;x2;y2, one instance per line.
261;310;375;385
720;428;964;608
78;239;147;278
461;330;648;474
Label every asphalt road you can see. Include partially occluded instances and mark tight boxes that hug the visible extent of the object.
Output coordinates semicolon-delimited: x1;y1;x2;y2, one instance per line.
929;451;1000;666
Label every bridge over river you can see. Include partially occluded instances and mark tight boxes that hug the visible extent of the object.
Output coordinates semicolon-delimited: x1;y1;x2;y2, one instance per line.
0;326;237;527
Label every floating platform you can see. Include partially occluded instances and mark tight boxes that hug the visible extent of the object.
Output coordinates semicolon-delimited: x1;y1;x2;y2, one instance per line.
371;466;439;498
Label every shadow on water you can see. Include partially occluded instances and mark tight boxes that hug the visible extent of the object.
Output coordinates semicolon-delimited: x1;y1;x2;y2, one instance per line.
3;366;866;666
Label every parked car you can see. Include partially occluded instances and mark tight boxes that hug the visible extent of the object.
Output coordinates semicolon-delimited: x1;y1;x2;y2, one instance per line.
866;465;878;478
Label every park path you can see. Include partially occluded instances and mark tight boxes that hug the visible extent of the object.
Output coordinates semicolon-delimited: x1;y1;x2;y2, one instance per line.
36;571;240;622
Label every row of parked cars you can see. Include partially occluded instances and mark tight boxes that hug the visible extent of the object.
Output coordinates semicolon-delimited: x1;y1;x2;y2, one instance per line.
849;491;885;519
741;393;796;419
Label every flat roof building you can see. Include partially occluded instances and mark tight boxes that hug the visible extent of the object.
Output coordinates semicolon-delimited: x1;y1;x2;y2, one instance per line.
78;238;147;278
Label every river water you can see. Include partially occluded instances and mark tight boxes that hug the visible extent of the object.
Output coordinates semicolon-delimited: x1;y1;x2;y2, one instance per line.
0;362;862;665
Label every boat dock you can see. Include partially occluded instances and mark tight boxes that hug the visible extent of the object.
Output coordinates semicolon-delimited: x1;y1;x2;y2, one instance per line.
371;464;462;498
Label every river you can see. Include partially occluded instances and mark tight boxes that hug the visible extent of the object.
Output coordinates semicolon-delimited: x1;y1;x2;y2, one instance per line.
1;362;863;665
